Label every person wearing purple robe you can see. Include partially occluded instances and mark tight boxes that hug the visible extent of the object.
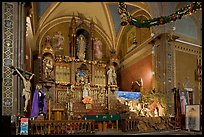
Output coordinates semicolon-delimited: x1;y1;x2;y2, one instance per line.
30;84;47;119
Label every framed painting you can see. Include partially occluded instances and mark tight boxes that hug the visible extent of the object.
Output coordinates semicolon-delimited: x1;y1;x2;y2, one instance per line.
185;104;201;131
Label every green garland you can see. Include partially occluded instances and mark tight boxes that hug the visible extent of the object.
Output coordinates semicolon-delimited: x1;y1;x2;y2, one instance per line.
119;2;202;28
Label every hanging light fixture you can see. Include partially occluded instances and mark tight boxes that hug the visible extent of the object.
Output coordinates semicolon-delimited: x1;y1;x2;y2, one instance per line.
118;2;131;26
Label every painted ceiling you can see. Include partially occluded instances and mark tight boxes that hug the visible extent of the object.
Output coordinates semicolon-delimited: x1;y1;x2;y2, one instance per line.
33;2;201;51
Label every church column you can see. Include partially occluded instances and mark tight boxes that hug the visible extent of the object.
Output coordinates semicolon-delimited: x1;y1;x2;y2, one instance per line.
165;35;177;116
2;2;26;116
16;2;26;116
150;38;160;90
150;32;177;116
2;2;16;116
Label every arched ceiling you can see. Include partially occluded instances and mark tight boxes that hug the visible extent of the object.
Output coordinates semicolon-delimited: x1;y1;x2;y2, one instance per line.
33;2;153;51
31;2;201;52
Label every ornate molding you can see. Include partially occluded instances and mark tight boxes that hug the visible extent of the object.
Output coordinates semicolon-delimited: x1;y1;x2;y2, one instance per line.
2;2;15;115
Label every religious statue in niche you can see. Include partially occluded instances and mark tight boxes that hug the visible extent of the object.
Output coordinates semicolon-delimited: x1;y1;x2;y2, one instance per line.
82;79;91;98
107;65;117;85
76;69;87;84
77;34;86;60
94;38;103;60
53;31;64;50
43;56;54;80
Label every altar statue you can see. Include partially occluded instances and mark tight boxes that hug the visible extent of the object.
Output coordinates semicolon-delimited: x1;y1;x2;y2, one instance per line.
112;67;117;85
107;66;113;85
43;56;53;79
82;80;90;98
107;66;117;85
77;34;86;60
15;67;34;112
30;84;47;119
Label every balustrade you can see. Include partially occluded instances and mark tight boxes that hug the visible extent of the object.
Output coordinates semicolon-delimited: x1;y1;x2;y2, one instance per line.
29;120;94;135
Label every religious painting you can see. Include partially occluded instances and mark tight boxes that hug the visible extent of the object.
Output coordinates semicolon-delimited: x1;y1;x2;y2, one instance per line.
179;91;189;115
52;31;64;51
185;104;201;131
94;38;103;60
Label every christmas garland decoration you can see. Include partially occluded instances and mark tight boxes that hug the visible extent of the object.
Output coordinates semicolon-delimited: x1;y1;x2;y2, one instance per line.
118;2;202;28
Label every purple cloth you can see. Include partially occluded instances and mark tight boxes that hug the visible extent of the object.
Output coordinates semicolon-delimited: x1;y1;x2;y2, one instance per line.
30;89;47;118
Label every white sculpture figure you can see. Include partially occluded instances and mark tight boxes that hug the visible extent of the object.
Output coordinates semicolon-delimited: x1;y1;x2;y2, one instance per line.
107;65;117;85
94;39;103;59
15;67;34;112
53;31;64;50
112;68;117;85
77;34;86;60
43;57;53;79
107;66;113;85
82;80;90;98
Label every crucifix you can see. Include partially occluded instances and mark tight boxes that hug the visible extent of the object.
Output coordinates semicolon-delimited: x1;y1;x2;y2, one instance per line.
10;66;35;113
